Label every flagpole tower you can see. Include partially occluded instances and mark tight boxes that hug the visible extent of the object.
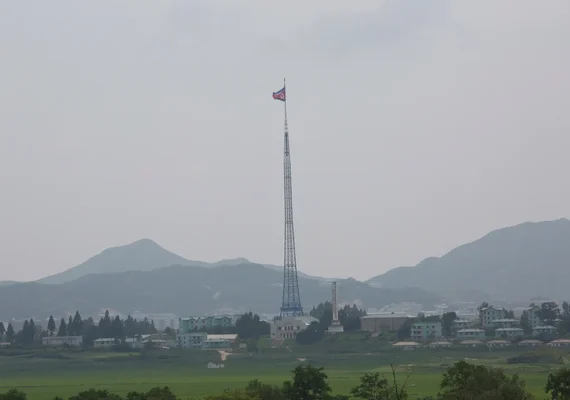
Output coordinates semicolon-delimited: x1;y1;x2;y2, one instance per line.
280;78;303;317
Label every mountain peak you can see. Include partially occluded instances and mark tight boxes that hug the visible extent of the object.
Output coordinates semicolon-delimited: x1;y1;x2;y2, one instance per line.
368;218;570;301
38;239;199;284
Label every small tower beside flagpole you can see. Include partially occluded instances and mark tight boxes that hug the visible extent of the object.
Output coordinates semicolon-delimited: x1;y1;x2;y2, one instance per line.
328;281;344;334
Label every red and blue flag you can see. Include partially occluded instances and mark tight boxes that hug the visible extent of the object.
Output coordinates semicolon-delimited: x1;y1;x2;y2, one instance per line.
272;87;286;101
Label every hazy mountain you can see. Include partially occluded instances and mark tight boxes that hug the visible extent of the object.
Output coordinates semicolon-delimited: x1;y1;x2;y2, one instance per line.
37;239;326;284
367;219;570;301
0;263;439;320
37;239;208;284
0;281;17;287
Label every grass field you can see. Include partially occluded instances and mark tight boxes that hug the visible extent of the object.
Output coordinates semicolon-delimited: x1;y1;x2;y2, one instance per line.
0;345;566;399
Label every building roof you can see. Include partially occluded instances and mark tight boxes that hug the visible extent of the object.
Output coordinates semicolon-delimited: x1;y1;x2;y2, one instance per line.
491;319;518;323
207;334;238;341
428;341;452;346
392;341;421;346
480;306;505;312
518;340;543;344
487;340;510;344
361;313;414;319
180;316;233;321
94;338;115;342
549;339;570;343
460;340;484;345
495;328;523;332
457;329;484;333
533;325;557;330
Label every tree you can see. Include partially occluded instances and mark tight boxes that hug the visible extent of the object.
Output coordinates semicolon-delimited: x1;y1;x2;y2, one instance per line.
546;367;570;399
204;389;258;400
68;389;123;400
339;305;366;331
282;365;331;400
57;318;67;337
441;312;457;337
126;386;177;400
236;312;270;339
70;311;83;337
397;319;413;340
18;320;32;346
540;302;560;325
350;372;391;400
295;322;324;345
47;316;56;337
0;322;5;342
245;379;284;400
111;316;125;339
505;310;515;319
0;389;27;400
6;323;14;343
440;360;533;400
28;319;36;345
563;302;570;318
520;310;532;335
390;364;412;400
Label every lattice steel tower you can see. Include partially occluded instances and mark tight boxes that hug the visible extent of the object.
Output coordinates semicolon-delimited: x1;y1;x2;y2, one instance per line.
273;79;303;317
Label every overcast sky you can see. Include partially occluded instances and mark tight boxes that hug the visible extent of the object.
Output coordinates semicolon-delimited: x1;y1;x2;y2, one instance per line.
1;1;569;282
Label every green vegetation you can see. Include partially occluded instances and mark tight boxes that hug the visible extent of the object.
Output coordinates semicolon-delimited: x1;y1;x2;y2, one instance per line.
2;345;570;399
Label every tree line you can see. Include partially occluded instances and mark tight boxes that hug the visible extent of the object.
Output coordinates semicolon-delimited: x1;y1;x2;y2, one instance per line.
4;361;570;399
0;310;157;347
294;302;366;345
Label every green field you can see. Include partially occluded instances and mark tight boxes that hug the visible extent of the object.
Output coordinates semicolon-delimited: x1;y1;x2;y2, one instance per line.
0;344;565;399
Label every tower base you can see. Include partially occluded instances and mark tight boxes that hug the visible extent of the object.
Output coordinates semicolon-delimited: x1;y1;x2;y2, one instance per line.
327;321;344;334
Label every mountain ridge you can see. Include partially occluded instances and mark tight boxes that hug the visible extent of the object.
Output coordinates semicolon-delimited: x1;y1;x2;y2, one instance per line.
367;218;570;300
36;239;325;284
0;263;439;320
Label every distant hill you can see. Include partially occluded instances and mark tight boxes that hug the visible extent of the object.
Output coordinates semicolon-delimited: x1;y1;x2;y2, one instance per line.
37;239;325;284
0;281;17;287
0;263;439;320
367;219;570;301
37;239;207;284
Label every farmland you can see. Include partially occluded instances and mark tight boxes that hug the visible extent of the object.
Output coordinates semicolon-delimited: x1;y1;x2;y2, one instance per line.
0;344;566;399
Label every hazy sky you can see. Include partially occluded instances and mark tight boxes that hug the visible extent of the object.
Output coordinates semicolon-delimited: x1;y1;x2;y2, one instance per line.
1;1;569;282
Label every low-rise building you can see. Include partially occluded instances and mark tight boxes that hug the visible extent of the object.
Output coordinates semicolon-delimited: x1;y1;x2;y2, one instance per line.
456;329;485;339
547;339;570;347
518;340;543;347
360;313;412;333
42;336;83;347
495;328;524;338
491;319;518;329
460;340;484;347
411;321;442;341
452;320;472;330
124;337;142;349
94;338;116;348
270;316;318;340
392;341;421;350
427;341;452;348
179;315;237;332
486;340;510;348
177;332;237;349
533;326;558;336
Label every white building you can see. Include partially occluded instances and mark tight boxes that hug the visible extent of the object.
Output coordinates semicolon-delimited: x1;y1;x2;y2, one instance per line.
270;316;318;340
94;338;116;348
42;336;83;347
